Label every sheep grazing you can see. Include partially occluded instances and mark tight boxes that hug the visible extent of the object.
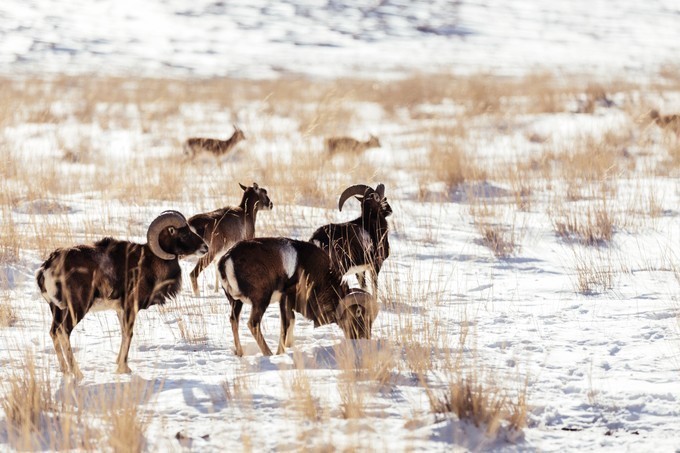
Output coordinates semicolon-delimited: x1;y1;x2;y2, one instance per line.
310;183;392;296
183;124;246;158
218;237;379;357
187;182;273;296
649;109;680;136
325;135;381;154
35;211;208;380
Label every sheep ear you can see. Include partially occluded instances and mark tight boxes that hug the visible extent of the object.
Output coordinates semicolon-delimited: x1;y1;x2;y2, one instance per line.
252;182;259;189
239;182;247;191
376;183;385;198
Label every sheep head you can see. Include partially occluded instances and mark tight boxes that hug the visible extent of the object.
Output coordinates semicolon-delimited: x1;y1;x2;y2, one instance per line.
147;211;208;260
336;290;379;339
338;183;392;218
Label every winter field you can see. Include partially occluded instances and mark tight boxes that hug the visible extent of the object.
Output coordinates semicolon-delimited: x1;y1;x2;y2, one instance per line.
1;1;680;452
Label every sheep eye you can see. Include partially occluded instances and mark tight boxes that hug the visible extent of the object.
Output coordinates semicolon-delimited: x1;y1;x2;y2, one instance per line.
168;226;176;235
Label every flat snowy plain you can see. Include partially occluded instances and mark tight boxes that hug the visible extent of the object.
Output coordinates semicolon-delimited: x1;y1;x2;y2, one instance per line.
0;1;679;452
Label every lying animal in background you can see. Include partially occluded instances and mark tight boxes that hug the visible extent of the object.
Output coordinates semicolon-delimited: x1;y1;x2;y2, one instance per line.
188;182;273;296
310;183;392;296
218;237;379;356
649;109;680;136
183;124;246;158
35;211;208;380
325;135;381;154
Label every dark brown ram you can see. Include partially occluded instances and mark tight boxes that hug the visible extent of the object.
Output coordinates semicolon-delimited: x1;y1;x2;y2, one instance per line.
36;211;208;380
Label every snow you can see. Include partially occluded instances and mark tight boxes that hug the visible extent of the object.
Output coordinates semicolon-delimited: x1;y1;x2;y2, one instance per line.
1;0;680;451
0;0;678;78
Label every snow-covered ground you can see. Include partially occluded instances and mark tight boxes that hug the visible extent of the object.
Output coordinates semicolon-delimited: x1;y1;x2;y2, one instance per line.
1;1;680;452
1;0;679;78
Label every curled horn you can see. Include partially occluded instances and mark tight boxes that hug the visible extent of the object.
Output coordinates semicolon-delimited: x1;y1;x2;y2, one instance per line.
336;290;379;323
146;210;187;260
338;184;372;211
376;183;385;199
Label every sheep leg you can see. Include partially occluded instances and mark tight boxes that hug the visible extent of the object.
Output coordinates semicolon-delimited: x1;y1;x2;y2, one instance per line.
248;303;273;356
227;295;244;357
115;309;135;374
190;253;214;297
49;307;69;373
284;310;296;348
214;265;221;293
50;304;83;381
276;294;296;354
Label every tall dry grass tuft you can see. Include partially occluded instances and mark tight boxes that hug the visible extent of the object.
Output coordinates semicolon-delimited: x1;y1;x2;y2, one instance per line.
427;374;505;435
1;353;54;446
476;221;518;259
107;385;150;453
0;290;18;327
551;197;616;246
572;248;617;295
287;349;322;422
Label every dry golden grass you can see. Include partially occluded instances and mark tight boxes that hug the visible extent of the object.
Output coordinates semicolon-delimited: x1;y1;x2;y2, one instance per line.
572;248;617;294
287;350;323;422
1;352;101;450
106;381;152;453
551;198;616;246
2;71;676;449
427;374;506;435
0;292;18;328
1;353;54;444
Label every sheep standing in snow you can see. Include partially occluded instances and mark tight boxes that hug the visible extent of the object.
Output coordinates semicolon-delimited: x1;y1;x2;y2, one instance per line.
183;125;246;158
310;183;392;296
36;211;208;379
325;135;381;154
187;182;273;296
218;237;378;356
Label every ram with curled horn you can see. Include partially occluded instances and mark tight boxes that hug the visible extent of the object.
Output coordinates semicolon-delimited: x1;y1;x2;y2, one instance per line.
35;210;208;380
310;183;392;297
218;237;379;357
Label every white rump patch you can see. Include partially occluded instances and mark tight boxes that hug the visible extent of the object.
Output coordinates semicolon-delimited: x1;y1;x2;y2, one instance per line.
40;267;66;310
222;257;240;297
280;243;297;279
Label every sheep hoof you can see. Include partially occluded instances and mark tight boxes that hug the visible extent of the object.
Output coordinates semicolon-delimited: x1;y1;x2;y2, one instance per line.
116;364;132;374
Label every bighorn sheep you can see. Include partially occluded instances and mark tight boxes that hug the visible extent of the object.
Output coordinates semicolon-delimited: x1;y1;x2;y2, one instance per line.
325;135;381;154
183;124;246;158
35;211;208;380
310;184;392;296
649;110;680;136
187;182;273;296
218;237;379;356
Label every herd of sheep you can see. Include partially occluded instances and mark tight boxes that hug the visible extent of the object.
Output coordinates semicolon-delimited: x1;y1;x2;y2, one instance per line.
35;131;391;380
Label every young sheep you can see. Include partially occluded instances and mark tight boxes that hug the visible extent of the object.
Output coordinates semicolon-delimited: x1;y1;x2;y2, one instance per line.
35;211;208;380
325;135;381;154
183;124;246;158
187;182;273;296
218;237;379;357
310;183;392;296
